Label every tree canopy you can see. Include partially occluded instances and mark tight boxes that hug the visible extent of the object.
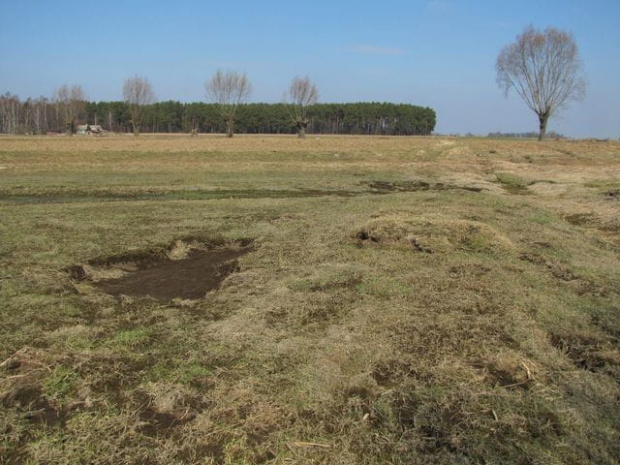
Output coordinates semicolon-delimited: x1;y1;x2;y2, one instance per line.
123;75;156;136
206;70;251;137
496;26;585;140
287;76;319;138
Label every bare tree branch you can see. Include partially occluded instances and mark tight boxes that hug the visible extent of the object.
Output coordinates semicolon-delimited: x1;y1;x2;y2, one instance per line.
205;70;251;138
123;76;155;136
286;76;319;138
496;26;585;140
53;84;86;135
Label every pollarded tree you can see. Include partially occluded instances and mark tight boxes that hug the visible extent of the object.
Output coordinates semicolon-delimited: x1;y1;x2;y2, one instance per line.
287;76;318;138
123;75;155;136
205;69;251;138
496;26;585;141
54;84;86;135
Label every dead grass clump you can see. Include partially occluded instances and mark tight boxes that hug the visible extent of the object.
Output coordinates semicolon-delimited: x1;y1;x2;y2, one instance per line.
597;216;620;233
549;331;620;375
133;383;204;437
518;251;575;281
265;293;353;330
350;372;574;464
166;239;193;260
186;386;289;464
564;212;597;227
355;214;515;255
0;346;51;374
371;358;419;387
288;264;363;293
0;348;58;422
518;251;612;297
74;353;149;405
479;352;536;389
0;347;88;454
389;315;512;363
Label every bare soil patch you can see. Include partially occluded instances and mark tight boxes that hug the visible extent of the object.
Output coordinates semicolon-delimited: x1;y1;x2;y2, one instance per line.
70;238;253;300
95;248;250;300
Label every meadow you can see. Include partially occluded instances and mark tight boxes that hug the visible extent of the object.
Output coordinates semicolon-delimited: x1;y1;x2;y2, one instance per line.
0;134;619;464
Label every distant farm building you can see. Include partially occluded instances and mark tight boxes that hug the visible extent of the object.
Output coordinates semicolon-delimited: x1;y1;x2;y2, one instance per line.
76;124;105;135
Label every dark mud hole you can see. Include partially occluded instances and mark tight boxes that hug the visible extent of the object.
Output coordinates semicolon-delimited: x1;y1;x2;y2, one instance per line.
71;239;253;300
97;248;249;300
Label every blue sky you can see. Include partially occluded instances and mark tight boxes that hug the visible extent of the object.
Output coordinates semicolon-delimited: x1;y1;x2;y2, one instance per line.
1;0;618;138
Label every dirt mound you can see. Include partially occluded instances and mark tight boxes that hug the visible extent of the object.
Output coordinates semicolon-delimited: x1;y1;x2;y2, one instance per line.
354;214;514;254
69;238;253;300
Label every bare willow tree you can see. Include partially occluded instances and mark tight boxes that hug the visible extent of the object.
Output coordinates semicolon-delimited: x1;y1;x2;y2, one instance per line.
54;84;86;135
287;76;318;138
205;70;251;138
123;75;155;136
496;26;586;141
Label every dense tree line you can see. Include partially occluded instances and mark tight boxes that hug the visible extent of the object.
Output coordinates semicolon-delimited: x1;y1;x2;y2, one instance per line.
0;94;435;136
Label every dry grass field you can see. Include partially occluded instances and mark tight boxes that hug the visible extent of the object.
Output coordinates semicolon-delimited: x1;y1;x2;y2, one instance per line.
1;134;619;464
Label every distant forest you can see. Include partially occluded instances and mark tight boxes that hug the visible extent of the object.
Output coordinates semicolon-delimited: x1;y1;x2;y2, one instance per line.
0;94;436;136
486;131;567;139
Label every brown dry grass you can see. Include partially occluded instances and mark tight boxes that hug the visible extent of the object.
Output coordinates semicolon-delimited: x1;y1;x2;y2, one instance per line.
1;135;619;464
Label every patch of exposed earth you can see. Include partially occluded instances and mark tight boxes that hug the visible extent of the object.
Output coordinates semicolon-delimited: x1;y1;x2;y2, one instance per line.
68;238;253;300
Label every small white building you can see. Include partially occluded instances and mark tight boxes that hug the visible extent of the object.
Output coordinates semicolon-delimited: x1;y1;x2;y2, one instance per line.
76;124;105;135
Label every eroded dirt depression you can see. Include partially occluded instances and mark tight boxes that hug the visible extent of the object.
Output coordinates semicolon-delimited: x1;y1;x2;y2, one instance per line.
69;238;253;300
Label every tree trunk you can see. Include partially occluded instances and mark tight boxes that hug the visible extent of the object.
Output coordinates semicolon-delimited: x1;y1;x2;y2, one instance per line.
297;121;307;139
133;122;140;136
538;114;548;141
226;118;234;138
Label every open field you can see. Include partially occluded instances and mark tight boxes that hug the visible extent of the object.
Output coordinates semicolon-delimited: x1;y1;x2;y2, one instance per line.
1;134;619;464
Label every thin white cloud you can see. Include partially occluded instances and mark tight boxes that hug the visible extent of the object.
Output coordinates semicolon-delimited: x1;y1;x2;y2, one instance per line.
428;0;454;14
348;45;405;56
